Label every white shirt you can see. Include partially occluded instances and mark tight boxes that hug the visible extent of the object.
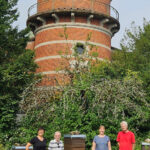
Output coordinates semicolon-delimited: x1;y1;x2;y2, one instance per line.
48;139;64;150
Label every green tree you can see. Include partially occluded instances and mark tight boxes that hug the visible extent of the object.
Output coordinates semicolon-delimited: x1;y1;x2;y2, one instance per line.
112;20;150;91
0;0;37;142
111;20;150;139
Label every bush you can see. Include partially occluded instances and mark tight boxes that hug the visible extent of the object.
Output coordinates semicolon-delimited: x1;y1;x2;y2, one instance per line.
11;60;149;150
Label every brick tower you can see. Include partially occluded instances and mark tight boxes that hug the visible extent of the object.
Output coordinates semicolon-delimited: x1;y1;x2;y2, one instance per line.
26;0;120;86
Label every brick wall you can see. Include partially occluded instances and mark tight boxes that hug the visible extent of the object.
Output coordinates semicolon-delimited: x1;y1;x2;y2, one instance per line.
37;0;111;15
26;0;115;86
26;41;35;50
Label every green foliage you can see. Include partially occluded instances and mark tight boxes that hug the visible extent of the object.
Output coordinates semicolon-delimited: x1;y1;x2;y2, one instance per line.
0;133;8;150
0;144;6;150
0;0;38;146
112;20;150;89
1;18;149;150
12;60;149;150
111;20;150;135
10;22;150;150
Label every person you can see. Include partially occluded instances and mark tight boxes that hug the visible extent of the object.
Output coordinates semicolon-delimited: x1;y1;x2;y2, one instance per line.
26;127;47;150
48;131;64;150
117;121;135;150
92;125;111;150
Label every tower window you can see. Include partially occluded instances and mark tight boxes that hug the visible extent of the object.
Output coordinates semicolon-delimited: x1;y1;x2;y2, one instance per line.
74;43;85;54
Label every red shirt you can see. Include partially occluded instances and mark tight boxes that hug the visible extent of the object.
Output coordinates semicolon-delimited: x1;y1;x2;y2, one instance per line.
117;131;135;150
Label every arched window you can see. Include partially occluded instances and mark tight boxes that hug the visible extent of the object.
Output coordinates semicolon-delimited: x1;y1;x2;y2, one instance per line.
74;43;85;54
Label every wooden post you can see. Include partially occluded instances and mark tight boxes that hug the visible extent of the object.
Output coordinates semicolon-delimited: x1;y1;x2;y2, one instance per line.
64;134;86;150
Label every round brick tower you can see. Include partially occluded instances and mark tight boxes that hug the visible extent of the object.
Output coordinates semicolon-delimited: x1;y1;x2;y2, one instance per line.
26;0;120;86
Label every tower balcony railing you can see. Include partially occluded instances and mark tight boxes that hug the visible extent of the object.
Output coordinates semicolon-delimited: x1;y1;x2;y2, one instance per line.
28;0;119;21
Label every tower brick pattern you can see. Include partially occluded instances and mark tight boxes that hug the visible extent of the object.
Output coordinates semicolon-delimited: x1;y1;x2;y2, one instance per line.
27;0;120;86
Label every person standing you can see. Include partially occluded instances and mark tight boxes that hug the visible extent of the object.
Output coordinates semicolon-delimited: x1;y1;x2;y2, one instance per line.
117;121;135;150
26;127;47;150
92;125;111;150
48;131;64;150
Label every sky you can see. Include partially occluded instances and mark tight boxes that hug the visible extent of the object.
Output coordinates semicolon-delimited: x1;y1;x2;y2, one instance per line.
15;0;150;48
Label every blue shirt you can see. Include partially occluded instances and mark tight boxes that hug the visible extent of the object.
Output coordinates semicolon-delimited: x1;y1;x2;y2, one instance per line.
93;135;110;150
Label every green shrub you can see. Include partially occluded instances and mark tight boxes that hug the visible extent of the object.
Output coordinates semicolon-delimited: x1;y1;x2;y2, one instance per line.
11;60;149;149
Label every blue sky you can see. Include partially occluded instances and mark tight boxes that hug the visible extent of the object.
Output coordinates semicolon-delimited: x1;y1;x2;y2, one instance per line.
15;0;150;48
